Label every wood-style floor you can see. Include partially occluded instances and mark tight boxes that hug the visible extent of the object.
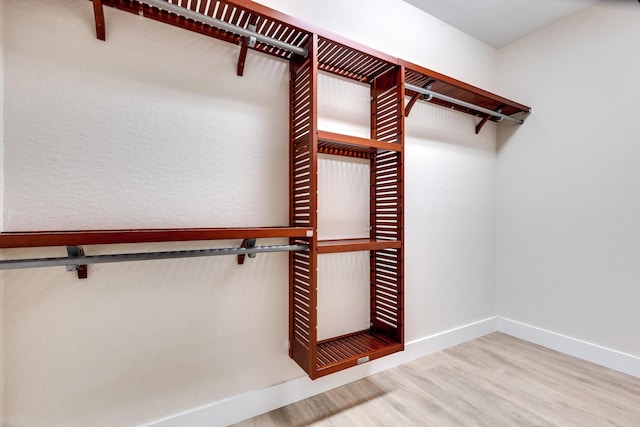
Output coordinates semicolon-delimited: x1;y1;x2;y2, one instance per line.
233;332;640;426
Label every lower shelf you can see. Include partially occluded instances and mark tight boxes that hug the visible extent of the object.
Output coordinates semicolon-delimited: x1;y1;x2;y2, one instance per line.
315;330;403;378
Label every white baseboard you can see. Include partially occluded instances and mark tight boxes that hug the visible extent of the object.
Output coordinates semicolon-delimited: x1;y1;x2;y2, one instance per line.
142;317;497;427
497;317;640;379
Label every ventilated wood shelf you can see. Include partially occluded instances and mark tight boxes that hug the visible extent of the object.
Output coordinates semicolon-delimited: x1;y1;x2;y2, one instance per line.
317;36;396;83
317;238;401;254
98;0;311;61
402;60;530;131
0;227;313;248
318;131;402;159
316;330;403;378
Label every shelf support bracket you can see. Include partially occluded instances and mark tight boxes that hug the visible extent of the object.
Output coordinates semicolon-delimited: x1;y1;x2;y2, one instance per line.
237;19;257;77
92;0;106;41
404;92;420;118
405;81;434;118
475;105;504;135
66;246;88;279
237;238;257;264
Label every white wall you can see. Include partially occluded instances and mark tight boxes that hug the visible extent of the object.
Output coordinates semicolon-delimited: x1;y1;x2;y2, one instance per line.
258;0;499;92
0;0;4;229
2;0;498;425
1;0;6;423
497;0;640;357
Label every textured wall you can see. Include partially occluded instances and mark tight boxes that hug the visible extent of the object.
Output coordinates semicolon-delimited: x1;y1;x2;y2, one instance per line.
257;0;499;92
4;3;290;230
497;1;640;356
2;0;498;425
3;2;300;426
1;0;6;423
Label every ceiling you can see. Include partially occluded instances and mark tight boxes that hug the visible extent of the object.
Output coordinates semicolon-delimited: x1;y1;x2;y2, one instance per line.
402;0;602;48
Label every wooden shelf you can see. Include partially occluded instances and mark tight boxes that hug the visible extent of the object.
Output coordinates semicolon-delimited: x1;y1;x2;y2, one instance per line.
317;131;402;158
317;238;401;254
402;60;530;120
0;227;313;249
317;36;396;83
316;330;403;378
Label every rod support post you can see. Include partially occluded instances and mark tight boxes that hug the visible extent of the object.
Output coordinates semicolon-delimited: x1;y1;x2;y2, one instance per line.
66;246;88;279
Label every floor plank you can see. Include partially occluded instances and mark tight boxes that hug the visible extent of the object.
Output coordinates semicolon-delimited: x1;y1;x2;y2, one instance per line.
233;333;640;426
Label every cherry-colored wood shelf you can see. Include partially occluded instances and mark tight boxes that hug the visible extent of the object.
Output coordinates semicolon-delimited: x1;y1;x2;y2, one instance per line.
317;238;402;254
315;330;403;378
317;131;402;159
0;227;313;249
401;59;531;119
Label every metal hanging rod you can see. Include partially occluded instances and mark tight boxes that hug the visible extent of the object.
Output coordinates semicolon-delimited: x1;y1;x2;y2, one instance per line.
404;83;524;124
0;243;308;271
141;0;309;58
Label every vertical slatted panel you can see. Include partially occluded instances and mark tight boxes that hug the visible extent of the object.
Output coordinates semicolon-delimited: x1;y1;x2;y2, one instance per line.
370;247;402;341
372;149;400;241
289;35;318;377
370;67;404;344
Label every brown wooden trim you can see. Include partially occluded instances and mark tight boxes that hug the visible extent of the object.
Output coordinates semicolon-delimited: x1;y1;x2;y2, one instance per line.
237;38;249;77
92;0;106;41
398;67;406;349
237;14;257;77
308;34;320;379
0;227;313;248
475;115;492;135
404;92;421;117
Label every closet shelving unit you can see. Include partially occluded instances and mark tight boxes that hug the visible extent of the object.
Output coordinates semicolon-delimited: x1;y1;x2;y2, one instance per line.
0;0;530;379
289;35;405;378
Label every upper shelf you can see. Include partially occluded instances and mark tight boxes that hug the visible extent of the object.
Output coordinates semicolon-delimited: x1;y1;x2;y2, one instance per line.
94;0;530;124
0;227;313;249
402;60;531;122
317;36;396;83
98;0;311;60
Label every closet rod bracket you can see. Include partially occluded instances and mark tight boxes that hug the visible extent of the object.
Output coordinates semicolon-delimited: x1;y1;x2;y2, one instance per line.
237;21;258;77
92;0;106;41
405;82;433;118
237;238;257;264
66;245;88;279
475;106;504;135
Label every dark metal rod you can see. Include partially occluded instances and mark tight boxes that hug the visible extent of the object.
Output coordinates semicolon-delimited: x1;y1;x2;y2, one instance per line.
0;244;308;271
405;83;525;124
142;0;309;57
